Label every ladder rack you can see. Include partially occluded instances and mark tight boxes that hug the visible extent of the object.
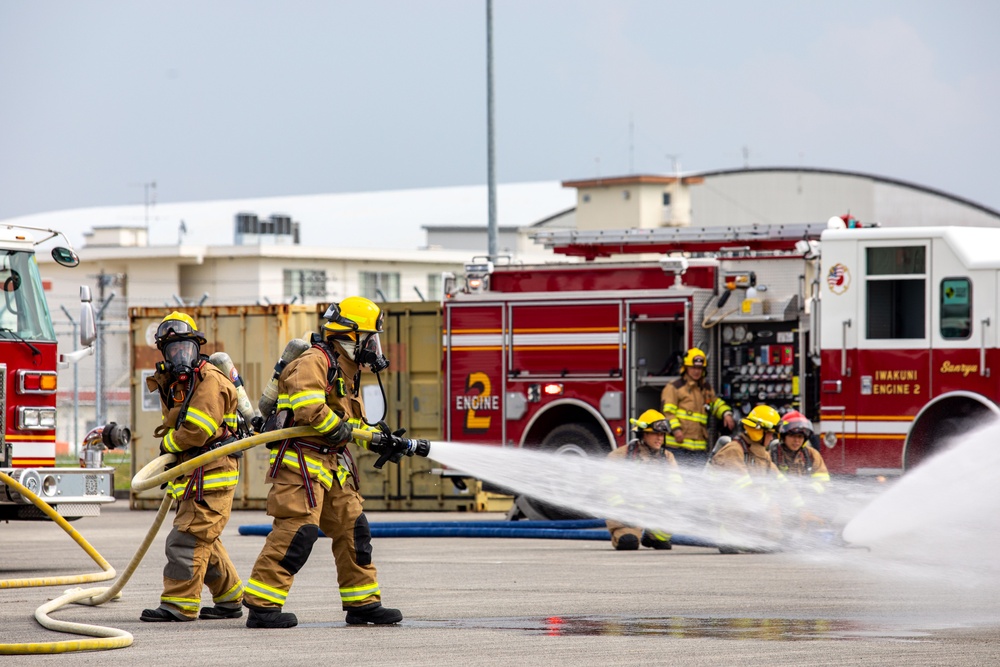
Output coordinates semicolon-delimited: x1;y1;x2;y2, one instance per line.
532;222;832;259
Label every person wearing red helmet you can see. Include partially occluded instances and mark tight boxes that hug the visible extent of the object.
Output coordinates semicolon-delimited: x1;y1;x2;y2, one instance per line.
771;411;830;495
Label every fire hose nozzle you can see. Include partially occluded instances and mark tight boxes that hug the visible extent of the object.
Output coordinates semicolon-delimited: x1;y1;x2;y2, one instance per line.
365;430;431;469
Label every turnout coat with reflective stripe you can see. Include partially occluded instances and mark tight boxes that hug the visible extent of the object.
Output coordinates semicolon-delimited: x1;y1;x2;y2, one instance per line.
277;347;377;490
149;364;240;497
660;376;731;451
770;443;831;494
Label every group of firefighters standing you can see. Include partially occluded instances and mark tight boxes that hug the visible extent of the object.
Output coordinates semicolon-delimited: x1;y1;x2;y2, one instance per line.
139;300;832;627
606;347;831;552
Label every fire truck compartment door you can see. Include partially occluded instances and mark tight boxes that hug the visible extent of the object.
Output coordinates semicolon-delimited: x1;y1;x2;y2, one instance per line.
851;241;932;474
507;301;623;378
445;304;505;444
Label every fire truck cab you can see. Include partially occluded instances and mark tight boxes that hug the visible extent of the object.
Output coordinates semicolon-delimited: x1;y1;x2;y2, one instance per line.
442;221;1000;480
0;224;119;521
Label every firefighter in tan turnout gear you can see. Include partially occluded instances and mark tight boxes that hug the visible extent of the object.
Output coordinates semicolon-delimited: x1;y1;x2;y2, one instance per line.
604;409;682;550
660;347;736;465
708;404;801;554
244;296;418;628
141;312;244;622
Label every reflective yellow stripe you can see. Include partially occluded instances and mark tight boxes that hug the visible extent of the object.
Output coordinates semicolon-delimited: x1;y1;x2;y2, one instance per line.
664;435;707;451
734;474;752;489
315;410;339;434
340;582;380;602
224;413;238;428
711;400;732;420
161;596;200;611
269;450;334;489
290;390;326;408
675;409;708;424
277;394;292;410
336;465;349;487
662;403;678;412
163;430;182;453
214;581;244;604
201;470;240;489
185;406;220;436
246;579;288;604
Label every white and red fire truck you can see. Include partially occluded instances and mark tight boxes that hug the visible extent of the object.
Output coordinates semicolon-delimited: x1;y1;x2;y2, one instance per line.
442;219;1000;481
0;224;120;521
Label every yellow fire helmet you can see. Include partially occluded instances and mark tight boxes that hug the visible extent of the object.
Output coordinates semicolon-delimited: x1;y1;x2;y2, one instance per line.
741;404;780;442
322;296;385;338
155;311;206;349
630;408;669;433
683;347;707;367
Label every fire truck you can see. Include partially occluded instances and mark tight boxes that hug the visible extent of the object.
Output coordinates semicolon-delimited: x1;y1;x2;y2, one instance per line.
442;219;1000;487
0;224;121;521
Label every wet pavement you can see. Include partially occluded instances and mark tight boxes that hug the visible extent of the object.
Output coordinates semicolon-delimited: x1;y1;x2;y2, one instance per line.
2;503;998;665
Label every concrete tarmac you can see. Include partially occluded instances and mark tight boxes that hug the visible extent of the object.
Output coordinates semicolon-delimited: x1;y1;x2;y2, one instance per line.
2;502;998;665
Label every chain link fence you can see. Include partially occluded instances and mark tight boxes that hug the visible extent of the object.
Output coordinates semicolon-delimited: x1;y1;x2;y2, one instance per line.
54;294;130;456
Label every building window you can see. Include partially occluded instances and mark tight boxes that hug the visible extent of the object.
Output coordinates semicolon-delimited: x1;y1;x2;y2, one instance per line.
940;277;972;339
427;273;442;300
360;271;400;301
662;193;671;206
865;246;926;339
582;194;591;203
283;269;327;301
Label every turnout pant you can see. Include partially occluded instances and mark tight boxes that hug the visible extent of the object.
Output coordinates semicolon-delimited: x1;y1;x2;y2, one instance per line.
245;460;379;611
159;485;243;619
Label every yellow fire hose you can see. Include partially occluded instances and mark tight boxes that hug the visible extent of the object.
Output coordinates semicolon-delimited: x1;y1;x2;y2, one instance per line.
0;425;351;655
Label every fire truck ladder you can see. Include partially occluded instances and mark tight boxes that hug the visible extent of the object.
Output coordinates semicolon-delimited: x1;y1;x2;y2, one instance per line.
532;222;831;259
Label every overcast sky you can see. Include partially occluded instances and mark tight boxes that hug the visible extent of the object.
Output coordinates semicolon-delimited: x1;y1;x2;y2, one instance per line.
1;0;997;221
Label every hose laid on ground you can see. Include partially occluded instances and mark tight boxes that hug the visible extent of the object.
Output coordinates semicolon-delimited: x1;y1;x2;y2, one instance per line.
238;520;720;547
0;426;315;655
0;471;117;591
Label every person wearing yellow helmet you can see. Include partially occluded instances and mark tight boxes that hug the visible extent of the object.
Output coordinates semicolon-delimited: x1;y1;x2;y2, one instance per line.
710;403;781;472
660;347;735;465
245;296;408;629
708;403;792;554
141;312;244;622
603;409;682;551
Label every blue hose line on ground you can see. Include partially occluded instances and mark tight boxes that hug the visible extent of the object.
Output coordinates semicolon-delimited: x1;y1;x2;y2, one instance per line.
365;519;609;530
237;523;719;547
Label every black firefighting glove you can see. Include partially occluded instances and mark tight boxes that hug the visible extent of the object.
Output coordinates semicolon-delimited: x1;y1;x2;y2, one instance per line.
324;417;355;447
370;423;430;469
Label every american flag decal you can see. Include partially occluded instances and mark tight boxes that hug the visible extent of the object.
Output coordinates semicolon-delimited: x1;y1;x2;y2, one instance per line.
827;263;850;294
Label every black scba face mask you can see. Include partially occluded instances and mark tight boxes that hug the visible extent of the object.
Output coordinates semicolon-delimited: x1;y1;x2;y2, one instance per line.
159;339;200;377
357;332;389;373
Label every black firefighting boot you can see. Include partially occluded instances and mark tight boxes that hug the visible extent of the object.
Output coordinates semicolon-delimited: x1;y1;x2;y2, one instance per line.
614;534;640;551
641;531;672;550
345;602;403;625
245;602;298;628
140;606;194;622
199;604;243;620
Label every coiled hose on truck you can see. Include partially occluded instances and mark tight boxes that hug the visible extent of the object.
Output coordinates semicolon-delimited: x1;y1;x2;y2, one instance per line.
0;425;317;655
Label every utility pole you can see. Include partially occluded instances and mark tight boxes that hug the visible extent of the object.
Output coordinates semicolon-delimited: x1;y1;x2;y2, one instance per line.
144;181;157;234
486;0;497;262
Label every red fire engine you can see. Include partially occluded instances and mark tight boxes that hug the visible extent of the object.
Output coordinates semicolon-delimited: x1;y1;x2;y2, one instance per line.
0;224;122;521
442;220;1000;480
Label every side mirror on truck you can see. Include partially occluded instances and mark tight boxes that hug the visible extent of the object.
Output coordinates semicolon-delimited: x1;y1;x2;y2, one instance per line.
79;285;96;348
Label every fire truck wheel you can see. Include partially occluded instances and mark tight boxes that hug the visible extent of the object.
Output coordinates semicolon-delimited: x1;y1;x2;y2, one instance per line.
507;424;606;521
540;424;606;456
